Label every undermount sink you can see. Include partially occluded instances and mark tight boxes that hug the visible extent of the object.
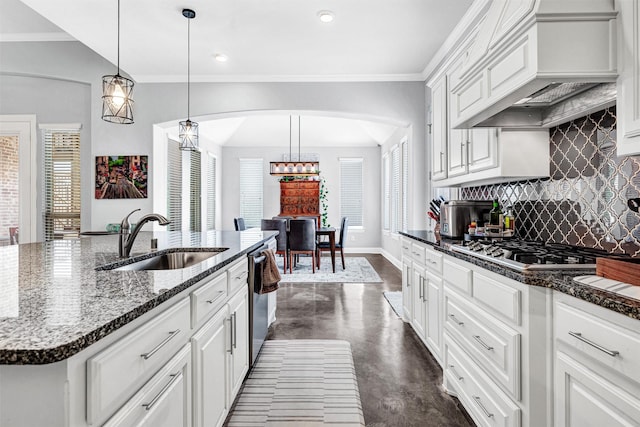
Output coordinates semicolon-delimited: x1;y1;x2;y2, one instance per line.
100;248;228;271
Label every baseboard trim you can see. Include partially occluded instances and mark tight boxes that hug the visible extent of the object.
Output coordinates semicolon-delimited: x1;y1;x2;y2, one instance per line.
380;249;401;269
333;247;401;270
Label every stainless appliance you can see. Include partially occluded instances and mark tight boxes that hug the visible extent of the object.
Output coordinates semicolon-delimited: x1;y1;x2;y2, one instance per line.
247;240;275;367
450;239;615;272
440;200;492;238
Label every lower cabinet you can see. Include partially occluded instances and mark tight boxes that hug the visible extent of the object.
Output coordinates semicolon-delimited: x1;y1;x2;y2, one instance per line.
411;262;427;338
401;256;413;322
228;287;250;399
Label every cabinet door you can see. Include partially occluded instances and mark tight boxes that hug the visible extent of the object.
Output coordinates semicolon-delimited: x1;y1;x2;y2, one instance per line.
431;76;448;180
228;287;249;399
554;351;640;427
411;264;426;338
192;307;230;427
468;128;498;173
425;271;442;359
401;258;413;322
447;128;468;177
617;0;640;156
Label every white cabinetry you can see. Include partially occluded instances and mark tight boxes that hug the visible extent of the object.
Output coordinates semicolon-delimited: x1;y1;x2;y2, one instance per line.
431;75;448;181
617;0;640;156
401;255;413;323
228;287;249;399
411;262;427;339
553;293;640;427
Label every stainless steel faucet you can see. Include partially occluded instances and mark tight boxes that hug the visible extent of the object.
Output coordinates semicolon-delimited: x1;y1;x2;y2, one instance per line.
119;209;171;258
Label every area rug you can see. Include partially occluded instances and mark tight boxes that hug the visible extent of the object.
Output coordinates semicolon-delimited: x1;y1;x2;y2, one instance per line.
383;291;404;318
275;256;383;283
227;340;366;426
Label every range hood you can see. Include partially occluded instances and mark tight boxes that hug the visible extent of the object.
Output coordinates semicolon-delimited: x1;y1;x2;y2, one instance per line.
449;0;618;129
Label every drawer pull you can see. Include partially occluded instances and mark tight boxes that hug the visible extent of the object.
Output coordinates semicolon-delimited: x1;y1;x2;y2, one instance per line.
232;312;237;349
402;246;409;250
472;395;494;418
227;317;234;354
206;290;225;304
142;372;182;411
448;365;463;381
234;272;248;280
473;335;494;351
569;331;619;357
140;330;181;360
449;314;464;326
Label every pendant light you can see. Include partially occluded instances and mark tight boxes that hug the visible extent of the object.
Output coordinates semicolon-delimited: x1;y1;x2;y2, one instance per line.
269;115;319;176
101;0;134;124
179;8;199;151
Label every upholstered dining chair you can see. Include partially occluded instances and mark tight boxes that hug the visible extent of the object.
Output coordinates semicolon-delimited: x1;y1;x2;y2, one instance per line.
272;216;292;231
318;216;349;269
234;217;246;231
288;219;317;274
261;218;289;273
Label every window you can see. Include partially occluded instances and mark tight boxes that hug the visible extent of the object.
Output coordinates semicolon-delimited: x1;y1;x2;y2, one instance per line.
239;158;263;228
339;158;363;227
206;153;216;230
167;139;182;231
189;150;201;231
391;146;400;233
402;139;409;231
43;127;81;241
382;154;390;231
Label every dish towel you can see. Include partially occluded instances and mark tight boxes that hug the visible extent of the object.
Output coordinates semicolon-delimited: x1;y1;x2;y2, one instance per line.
261;249;281;293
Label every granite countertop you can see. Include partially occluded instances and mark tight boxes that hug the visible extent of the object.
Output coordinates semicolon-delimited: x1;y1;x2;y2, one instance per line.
0;229;277;365
400;230;640;320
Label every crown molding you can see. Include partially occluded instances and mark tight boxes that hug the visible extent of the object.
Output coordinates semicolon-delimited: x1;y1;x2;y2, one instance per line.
0;32;76;42
133;73;426;84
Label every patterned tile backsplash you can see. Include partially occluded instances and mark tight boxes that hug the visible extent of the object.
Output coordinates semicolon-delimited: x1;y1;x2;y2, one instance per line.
461;107;640;256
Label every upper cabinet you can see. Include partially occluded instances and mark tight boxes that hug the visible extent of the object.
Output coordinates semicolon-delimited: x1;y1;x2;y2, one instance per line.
617;0;640;156
431;75;448;181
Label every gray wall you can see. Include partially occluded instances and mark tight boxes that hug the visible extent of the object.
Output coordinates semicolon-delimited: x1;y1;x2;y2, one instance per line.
1;40;426;257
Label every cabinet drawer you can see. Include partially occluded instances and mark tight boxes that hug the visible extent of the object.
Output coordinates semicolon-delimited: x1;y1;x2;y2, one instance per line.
445;291;521;399
411;242;426;264
227;259;249;295
473;271;521;326
443;258;472;295
401;238;413;259
444;335;521;427
191;273;228;328
104;344;192;427
87;298;191;424
555;301;640;386
425;248;443;274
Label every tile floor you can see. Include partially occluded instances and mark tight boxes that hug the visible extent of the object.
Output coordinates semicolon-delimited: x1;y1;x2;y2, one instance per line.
253;254;475;427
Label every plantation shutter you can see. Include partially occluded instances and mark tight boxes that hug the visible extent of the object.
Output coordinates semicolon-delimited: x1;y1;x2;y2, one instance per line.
391;146;400;233
383;154;390;231
239;158;263;228
43;128;81;241
339;158;363;227
207;153;216;230
190;150;202;231
167;139;182;231
402;140;409;231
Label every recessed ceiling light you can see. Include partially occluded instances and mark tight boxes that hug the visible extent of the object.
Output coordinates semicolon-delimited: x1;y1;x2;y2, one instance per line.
214;53;228;63
317;10;334;23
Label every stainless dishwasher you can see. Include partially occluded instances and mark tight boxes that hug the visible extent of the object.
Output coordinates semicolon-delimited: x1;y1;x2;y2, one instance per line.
247;239;276;366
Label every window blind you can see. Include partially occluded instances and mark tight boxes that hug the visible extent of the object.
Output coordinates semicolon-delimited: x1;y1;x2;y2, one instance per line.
190;150;202;232
383;154;390;231
391;146;400;233
239;158;263;228
167;139;182;231
43;129;81;241
402;140;409;231
207;153;216;230
340;158;363;227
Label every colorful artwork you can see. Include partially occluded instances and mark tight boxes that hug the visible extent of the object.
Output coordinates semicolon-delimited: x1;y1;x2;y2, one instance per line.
95;155;148;199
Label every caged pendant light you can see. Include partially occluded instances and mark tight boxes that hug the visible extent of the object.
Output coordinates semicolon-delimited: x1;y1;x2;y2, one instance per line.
179;8;199;151
101;0;134;124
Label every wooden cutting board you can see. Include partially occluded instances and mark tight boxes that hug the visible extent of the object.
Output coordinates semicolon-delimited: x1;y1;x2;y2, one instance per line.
596;257;640;286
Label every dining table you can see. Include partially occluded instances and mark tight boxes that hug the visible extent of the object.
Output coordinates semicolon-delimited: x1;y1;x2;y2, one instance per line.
315;227;337;273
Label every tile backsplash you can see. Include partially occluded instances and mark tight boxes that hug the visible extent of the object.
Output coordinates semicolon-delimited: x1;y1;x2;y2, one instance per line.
461;107;640;256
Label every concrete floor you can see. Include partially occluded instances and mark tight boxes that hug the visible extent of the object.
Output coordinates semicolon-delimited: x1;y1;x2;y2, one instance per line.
264;254;475;427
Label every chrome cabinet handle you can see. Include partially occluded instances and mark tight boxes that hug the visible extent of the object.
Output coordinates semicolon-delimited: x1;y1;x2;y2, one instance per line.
440;152;444;173
206;290;225;304
421;277;427;302
140;330;180;360
449;314;464;326
473;396;494;418
460;143;464;165
228;317;234;354
142;372;181;411
402;246;409;250
235;271;248;280
569;331;619;357
473;335;494;351
232;312;237;349
418;277;423;299
448;365;463;381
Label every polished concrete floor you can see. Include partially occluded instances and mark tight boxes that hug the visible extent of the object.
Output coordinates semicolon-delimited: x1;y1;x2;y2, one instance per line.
265;254;475;427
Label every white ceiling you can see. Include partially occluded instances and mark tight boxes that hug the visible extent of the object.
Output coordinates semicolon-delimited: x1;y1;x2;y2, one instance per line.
5;0;473;82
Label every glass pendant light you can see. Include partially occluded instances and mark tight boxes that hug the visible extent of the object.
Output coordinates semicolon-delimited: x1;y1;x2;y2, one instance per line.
179;8;199;151
101;0;134;124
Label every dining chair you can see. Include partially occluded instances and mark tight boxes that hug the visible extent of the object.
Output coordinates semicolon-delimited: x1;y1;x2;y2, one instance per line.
273;216;292;231
288;219;317;273
261;218;289;273
318;216;349;269
234;217;246;231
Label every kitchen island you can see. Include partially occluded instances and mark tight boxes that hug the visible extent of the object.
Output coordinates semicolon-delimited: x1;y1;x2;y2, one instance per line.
0;229;277;427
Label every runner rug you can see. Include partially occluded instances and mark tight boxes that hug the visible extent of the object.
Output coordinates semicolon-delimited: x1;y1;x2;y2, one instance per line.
226;340;366;426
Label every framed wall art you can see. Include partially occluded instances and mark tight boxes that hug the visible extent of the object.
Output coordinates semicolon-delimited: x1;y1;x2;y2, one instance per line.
95;155;148;199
